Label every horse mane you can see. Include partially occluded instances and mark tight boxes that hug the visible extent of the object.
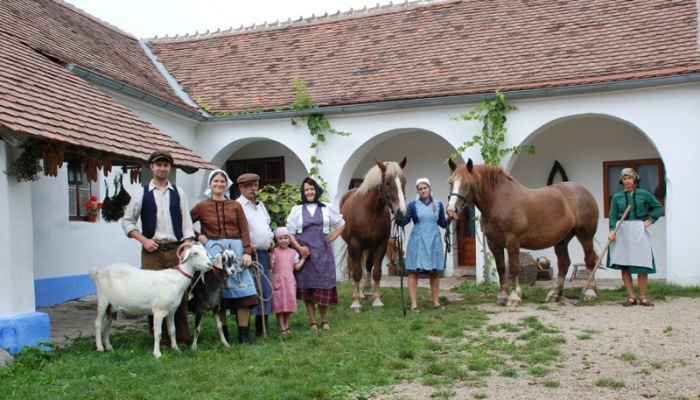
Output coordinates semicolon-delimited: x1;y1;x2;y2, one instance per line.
471;164;519;191
357;162;403;195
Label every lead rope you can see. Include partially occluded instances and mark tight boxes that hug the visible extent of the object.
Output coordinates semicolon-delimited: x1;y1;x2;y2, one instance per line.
250;251;271;337
443;217;453;271
391;221;406;316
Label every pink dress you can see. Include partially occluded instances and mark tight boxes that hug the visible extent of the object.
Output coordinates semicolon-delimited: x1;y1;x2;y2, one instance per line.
272;247;299;313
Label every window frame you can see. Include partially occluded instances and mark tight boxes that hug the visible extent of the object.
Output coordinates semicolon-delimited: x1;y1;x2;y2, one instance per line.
602;158;665;218
68;169;96;221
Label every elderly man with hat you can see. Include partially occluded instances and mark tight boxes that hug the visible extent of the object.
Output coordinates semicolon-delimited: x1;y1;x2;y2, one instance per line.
122;150;195;347
607;167;664;307
235;173;275;336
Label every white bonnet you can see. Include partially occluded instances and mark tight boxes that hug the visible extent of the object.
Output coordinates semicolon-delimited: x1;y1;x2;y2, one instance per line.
274;226;291;239
204;170;234;198
416;177;431;188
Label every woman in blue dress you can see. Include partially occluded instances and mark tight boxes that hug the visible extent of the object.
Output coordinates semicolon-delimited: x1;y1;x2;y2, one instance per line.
398;178;447;312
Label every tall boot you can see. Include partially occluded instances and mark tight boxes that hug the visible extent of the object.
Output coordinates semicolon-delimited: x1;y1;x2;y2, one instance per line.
238;326;253;345
222;325;230;343
255;315;268;337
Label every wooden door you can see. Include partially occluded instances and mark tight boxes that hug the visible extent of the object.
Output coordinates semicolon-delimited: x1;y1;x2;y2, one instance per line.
457;204;476;266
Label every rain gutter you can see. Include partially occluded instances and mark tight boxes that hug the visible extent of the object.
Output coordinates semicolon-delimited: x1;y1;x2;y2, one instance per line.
212;73;700;122
64;65;700;123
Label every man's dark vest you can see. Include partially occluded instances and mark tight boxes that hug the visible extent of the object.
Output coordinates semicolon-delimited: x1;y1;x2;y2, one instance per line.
140;183;183;240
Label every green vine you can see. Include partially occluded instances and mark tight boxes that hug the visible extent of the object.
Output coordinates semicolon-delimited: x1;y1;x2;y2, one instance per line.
289;76;351;186
450;90;535;165
450;90;535;282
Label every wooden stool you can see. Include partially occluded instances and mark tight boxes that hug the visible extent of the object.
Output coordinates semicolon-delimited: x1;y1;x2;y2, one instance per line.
570;263;588;281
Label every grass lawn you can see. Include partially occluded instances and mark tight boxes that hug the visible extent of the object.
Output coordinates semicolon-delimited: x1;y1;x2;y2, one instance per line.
2;281;698;399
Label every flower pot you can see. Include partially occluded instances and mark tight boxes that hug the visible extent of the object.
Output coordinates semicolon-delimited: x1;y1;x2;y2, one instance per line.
86;213;98;223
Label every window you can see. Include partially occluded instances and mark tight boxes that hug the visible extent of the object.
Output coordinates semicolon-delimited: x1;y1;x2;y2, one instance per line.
348;178;363;190
602;158;665;218
68;164;96;220
226;156;285;198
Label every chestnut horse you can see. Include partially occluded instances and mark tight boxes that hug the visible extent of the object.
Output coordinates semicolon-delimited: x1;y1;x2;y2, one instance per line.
446;159;599;306
340;158;407;312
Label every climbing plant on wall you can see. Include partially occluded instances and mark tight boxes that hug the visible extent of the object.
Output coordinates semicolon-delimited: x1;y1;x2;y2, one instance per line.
451;90;535;165
289;76;351;187
451;90;535;282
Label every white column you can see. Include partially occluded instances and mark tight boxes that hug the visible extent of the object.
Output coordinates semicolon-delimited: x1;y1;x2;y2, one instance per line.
0;143;49;354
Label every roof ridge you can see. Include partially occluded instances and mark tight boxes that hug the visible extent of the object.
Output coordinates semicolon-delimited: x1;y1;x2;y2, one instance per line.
147;0;451;43
53;0;137;39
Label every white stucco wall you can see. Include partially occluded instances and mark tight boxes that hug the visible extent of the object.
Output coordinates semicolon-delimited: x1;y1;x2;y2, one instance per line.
23;81;700;310
1;144;36;315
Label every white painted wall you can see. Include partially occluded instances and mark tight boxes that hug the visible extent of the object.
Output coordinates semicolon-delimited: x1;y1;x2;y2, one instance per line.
0;144;36;315
22;81;700;310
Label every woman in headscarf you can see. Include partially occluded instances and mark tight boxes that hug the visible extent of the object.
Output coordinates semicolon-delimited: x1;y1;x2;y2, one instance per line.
190;170;257;344
398;178;447;313
286;177;345;331
607;168;664;307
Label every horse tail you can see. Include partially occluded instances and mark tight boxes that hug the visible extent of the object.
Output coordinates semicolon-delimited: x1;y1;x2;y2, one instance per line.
342;247;368;279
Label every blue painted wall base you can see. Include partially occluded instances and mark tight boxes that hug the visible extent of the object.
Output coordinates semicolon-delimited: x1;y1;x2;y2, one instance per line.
0;312;50;355
35;273;95;307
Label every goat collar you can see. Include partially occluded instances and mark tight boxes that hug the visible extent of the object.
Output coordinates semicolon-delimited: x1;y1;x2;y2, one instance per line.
175;266;193;279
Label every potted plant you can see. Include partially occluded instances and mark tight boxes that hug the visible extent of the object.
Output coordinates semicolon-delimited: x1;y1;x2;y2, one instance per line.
83;195;103;222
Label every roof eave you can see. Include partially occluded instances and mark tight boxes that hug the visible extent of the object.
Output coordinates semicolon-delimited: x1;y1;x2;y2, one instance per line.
210;72;700;121
65;64;207;122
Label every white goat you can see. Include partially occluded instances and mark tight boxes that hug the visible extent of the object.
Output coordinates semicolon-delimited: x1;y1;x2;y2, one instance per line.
90;242;211;358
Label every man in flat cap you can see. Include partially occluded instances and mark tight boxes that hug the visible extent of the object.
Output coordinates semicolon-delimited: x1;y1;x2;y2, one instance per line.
236;173;274;336
122;150;194;347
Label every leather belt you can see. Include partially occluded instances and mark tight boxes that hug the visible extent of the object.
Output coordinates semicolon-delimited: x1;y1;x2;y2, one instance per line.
159;241;183;251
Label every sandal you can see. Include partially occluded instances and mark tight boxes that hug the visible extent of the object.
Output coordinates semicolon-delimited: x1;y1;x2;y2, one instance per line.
623;297;638;307
433;304;446;310
310;323;318;331
321;321;331;330
639;298;654;307
410;307;420;313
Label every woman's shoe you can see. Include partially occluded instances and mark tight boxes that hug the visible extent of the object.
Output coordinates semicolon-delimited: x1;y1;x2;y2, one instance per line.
310;323;318;331
410;307;420;313
321;321;331;330
639;298;654;307
623;297;638;307
433;304;446;310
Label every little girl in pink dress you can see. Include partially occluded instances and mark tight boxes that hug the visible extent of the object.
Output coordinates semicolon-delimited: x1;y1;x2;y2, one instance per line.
272;227;306;333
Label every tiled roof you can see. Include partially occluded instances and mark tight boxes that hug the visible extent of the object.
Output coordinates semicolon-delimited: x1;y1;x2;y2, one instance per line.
0;0;192;111
148;0;700;114
0;29;214;172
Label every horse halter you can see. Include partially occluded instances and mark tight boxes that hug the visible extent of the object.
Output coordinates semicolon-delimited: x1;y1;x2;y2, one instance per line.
447;192;470;218
379;180;401;217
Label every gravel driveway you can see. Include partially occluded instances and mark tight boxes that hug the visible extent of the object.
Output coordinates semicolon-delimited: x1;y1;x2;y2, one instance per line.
377;297;700;399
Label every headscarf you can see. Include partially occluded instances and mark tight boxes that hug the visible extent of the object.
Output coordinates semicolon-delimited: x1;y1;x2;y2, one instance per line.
204;170;234;198
415;177;432;201
300;177;325;206
618;168;640;184
274;226;291;239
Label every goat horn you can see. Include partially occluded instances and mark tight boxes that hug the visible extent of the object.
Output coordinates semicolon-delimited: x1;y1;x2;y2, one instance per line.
211;242;226;253
177;242;194;259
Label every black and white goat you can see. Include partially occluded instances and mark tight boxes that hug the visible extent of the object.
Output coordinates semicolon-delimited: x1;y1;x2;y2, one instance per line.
188;243;240;349
90;242;211;358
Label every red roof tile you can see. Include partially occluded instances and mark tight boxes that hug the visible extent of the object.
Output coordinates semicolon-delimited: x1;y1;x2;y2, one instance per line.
0;0;192;111
0;30;214;172
0;0;214;172
148;0;700;114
